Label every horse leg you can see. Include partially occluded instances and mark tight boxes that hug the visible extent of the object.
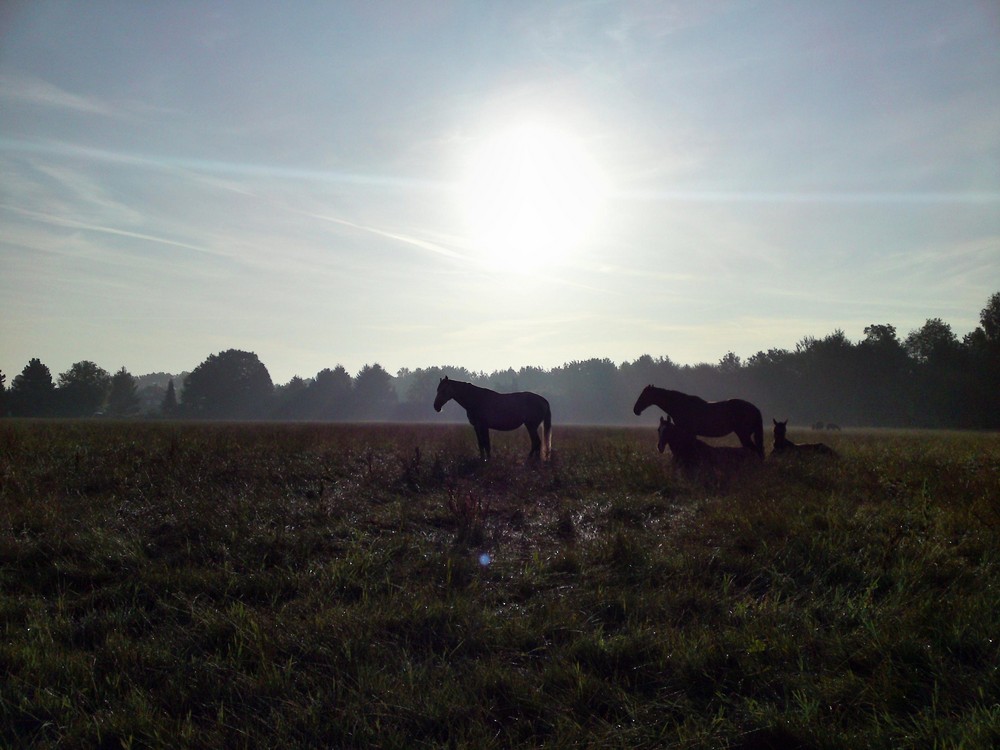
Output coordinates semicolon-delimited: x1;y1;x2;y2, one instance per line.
736;430;756;454
543;406;552;461
736;427;764;459
475;424;491;460
525;422;541;460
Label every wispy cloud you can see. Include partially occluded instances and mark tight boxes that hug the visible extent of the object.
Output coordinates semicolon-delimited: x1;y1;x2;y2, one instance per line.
0;136;451;192
617;188;1000;204
0;73;116;116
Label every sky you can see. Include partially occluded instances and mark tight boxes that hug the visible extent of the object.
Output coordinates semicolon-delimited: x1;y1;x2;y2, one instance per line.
2;1;998;385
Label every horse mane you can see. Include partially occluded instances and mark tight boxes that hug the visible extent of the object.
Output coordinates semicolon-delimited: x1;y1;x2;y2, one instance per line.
441;377;495;396
647;385;708;406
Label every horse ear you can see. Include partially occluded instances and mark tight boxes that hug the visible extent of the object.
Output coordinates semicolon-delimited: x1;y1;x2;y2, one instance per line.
773;418;778;425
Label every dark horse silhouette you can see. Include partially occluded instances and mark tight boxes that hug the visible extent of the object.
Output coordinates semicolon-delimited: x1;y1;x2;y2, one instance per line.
657;416;759;469
433;376;552;460
772;419;836;456
633;385;764;458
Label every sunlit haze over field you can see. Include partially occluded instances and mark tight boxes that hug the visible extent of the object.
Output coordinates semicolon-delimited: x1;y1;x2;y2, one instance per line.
2;1;998;383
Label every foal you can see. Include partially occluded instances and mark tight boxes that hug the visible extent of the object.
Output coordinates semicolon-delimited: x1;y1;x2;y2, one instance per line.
657;416;759;471
772;419;836;456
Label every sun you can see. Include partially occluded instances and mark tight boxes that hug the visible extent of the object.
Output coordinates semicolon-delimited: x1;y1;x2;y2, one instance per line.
457;121;605;271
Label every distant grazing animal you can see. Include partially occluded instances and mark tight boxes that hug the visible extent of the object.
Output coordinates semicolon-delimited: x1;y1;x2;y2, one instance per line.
772;419;836;456
633;385;764;458
656;416;759;470
826;422;842;431
812;421;825;431
433;376;552;461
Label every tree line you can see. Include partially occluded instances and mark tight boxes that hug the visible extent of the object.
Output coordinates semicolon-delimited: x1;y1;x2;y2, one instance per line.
3;292;998;429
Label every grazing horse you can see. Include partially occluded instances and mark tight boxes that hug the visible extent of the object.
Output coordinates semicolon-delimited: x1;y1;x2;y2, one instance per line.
433;376;552;461
772;419;836;456
633;385;764;458
656;417;758;470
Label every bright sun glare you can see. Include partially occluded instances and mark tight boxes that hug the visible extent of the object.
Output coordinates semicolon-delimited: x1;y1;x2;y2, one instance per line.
458;122;605;271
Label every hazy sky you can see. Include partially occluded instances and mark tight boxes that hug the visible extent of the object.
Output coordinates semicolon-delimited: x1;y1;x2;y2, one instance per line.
2;1;998;384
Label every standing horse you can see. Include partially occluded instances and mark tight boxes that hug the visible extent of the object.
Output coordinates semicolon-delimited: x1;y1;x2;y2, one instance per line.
633;385;764;458
433;376;552;461
772;419;836;456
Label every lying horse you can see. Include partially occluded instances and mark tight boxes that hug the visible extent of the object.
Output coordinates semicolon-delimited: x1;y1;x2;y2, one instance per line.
433;376;552;460
657;416;759;470
772;419;836;456
634;385;764;458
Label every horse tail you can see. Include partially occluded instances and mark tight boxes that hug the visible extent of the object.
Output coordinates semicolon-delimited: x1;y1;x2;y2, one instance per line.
543;402;553;460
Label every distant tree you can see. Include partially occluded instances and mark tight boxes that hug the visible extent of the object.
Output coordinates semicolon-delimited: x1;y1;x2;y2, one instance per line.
717;351;742;375
57;361;112;417
272;375;311;419
9;358;57;417
106;367;140;417
794;330;859;425
904;319;967;426
979;292;1000;343
161;379;178;417
352;363;397;420
962;292;1000;427
397;366;477;420
513;365;552;394
483;367;520;393
182;349;274;419
904;318;961;365
909;319;954;362
310;366;354;420
857;324;911;426
276;375;309;402
619;355;681;401
552;358;620;423
744;348;794;421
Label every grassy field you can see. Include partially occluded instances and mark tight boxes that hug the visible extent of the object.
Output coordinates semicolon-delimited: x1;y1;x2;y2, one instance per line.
1;420;998;749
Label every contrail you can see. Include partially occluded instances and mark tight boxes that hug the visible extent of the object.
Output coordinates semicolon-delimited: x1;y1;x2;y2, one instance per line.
304;211;466;260
0;203;220;257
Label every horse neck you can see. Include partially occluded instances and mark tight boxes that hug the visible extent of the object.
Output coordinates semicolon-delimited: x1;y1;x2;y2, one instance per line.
448;380;484;410
653;388;696;411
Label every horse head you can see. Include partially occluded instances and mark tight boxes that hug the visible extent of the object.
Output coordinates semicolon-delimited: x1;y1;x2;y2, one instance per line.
633;384;656;416
772;418;788;442
656;415;676;453
433;376;452;412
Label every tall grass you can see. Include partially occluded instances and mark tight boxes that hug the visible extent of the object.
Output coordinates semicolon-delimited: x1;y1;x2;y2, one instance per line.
1;421;997;748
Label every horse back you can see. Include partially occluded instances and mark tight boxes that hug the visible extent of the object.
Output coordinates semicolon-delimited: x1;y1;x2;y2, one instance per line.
475;390;549;431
